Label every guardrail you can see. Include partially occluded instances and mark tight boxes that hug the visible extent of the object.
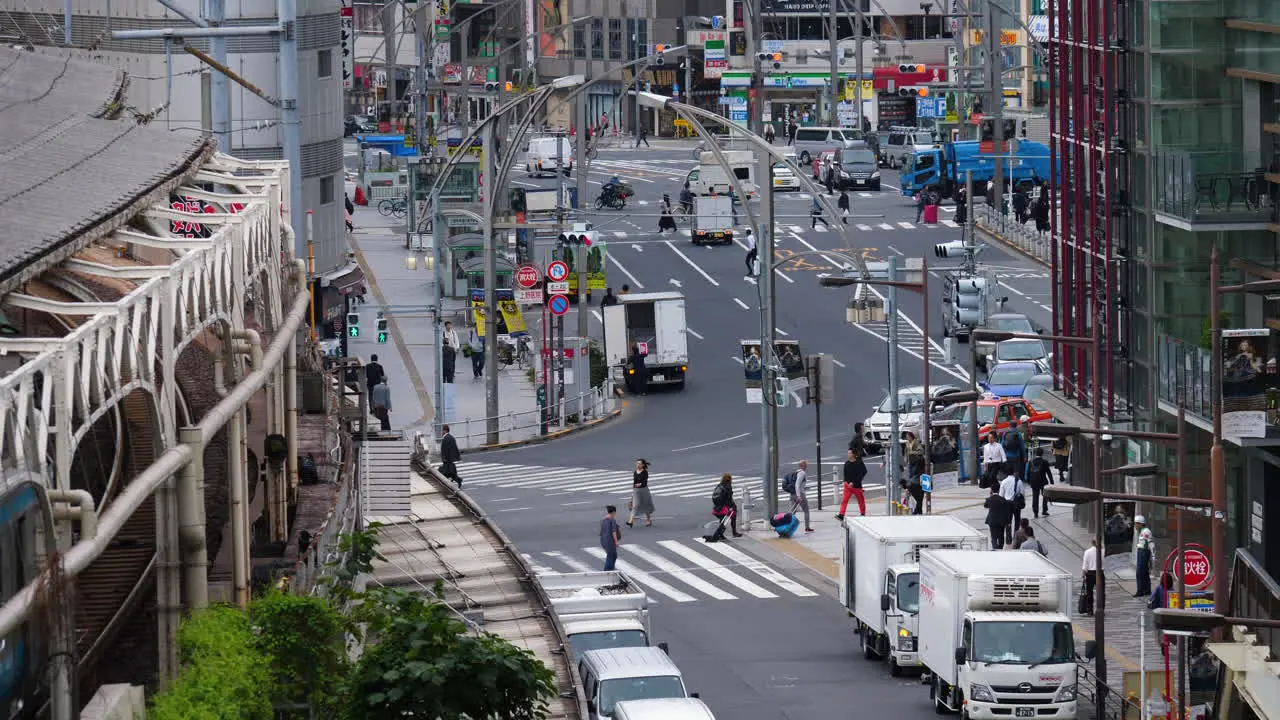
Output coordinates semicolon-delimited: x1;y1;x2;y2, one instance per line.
975;204;1052;266
438;383;617;450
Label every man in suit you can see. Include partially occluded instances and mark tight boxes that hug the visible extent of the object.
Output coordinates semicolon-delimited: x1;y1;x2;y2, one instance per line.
439;424;462;487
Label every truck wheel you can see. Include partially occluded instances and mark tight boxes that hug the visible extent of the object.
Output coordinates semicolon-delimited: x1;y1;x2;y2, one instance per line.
934;677;950;714
674;379;685;390
860;629;876;660
889;657;902;676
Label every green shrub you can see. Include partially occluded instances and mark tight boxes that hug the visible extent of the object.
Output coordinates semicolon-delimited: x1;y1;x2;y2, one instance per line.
250;591;349;715
149;606;274;720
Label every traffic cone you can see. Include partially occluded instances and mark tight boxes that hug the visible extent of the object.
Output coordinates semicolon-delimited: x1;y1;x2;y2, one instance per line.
354;185;367;206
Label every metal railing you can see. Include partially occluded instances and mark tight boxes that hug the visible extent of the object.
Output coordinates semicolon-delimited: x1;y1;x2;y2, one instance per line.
1077;662;1143;720
1156;333;1214;419
1155;153;1274;224
292;382;361;595
441;383;617;450
975;203;1053;266
1229;548;1280;661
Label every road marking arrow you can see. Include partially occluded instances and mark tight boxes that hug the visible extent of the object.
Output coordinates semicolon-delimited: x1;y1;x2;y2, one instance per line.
744;277;757;285
668;278;683;288
816;273;830;278
631;244;644;252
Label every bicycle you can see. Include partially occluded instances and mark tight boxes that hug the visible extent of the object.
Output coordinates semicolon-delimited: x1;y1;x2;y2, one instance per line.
378;197;407;219
497;334;534;369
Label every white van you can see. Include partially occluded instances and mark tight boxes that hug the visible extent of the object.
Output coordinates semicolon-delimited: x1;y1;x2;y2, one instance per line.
525;136;573;177
792;126;866;164
579;647;691;720
614;698;716;720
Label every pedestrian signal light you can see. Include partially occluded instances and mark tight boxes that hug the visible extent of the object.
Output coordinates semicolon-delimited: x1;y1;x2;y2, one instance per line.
376;318;388;343
773;376;788;407
558;232;596;247
346;312;360;338
504;81;513;92
483;81;499;92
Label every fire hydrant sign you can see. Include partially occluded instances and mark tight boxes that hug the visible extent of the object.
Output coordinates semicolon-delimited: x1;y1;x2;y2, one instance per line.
515;264;541;289
1172;547;1213;589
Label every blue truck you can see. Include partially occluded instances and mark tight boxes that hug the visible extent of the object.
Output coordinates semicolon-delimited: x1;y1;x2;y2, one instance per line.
898;139;1053;200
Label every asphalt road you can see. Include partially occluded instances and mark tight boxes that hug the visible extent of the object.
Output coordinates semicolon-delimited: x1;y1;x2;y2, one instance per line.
458;141;1055;720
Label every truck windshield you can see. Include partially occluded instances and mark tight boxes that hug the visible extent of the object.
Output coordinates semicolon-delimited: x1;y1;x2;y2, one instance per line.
568;630;648;662
897;573;921;613
972;621;1074;665
599;676;686;716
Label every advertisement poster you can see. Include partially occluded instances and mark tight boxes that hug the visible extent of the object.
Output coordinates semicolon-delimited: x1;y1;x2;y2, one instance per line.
538;0;569;59
704;39;727;79
1221;328;1275;438
740;340;807;404
561;242;608;290
470;289;526;337
741;340;763;404
1102;500;1136;557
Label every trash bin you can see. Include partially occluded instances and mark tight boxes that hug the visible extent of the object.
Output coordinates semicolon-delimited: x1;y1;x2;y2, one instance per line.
923;204;940;224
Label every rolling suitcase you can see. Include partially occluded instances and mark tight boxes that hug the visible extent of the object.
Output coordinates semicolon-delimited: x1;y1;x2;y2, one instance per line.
771;512;800;539
923;204;940;224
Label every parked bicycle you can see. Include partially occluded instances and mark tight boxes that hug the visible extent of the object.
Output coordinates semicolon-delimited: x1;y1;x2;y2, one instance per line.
497;334;534;370
378;197;408;219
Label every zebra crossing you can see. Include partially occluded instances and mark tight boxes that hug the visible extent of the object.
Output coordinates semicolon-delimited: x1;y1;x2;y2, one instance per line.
523;536;820;603
604;219;957;242
456;461;774;500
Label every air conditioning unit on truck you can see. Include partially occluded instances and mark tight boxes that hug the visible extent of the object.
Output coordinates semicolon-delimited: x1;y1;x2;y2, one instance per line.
537;571;662;662
918;550;1084;720
838;516;989;676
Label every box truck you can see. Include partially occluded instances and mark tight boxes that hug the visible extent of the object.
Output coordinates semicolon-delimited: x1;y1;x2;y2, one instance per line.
604;292;689;390
538;571;660;662
839;516;988;675
918;550;1083;719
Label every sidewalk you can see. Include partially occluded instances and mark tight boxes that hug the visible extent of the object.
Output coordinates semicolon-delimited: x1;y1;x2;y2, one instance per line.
346;202;544;449
751;480;1164;688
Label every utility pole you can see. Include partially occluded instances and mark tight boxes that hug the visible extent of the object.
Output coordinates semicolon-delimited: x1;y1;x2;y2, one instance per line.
985;0;1005;214
384;0;397;127
885;255;901;511
279;0;303;257
482;122;500;444
204;0;231;152
576;95;590;345
854;0;865;129
460;23;471;134
827;0;838;126
964;170;979;484
415;1;428;155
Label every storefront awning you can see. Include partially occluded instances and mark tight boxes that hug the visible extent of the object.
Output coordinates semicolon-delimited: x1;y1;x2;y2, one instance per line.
458;256;514;275
319;262;365;296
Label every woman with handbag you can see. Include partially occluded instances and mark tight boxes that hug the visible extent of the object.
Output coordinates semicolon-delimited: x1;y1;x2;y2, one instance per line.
627;459;654;527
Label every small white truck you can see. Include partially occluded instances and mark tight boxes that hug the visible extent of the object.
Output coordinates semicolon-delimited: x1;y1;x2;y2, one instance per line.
604;292;689;390
685;150;756;196
919;549;1083;720
538;571;662;662
838;516;989;675
692;196;734;245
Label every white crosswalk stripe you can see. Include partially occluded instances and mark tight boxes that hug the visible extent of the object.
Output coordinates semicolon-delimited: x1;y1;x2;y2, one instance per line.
566;225;952;244
455;461;774;500
533;538;819;603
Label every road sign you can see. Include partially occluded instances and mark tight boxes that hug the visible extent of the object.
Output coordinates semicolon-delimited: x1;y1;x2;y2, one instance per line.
547;281;570;294
546;260;569;283
515;264;541;289
548;294;570;316
515;288;543;304
920;474;933;493
1170;547;1213;589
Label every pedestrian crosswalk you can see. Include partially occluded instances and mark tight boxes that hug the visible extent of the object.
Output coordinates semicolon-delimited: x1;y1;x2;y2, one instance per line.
604;220;957;243
523;536;821;603
456;460;771;500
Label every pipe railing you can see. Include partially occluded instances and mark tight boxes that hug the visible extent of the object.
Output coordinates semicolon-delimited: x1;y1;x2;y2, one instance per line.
442;384;616;450
974;202;1052;266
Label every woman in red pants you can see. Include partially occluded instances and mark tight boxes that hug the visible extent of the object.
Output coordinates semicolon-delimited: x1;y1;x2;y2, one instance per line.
835;447;867;520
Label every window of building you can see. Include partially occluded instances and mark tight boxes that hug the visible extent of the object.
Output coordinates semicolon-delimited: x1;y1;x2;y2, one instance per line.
608;19;622;60
626;18;648;60
353;2;382;33
574;24;587;58
320;175;335;205
591;18;604;59
318;49;332;78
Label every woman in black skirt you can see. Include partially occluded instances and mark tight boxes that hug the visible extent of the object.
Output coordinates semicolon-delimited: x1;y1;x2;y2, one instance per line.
627;458;655;527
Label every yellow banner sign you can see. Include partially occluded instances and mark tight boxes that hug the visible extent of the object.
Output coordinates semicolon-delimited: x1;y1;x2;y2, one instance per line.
471;300;488;337
969;29;1023;46
498;299;527;335
844;79;874;101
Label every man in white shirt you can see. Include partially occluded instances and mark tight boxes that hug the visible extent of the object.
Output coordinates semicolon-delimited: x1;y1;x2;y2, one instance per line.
999;468;1024;544
981;434;1007;486
743;229;757;276
1081;540;1099;616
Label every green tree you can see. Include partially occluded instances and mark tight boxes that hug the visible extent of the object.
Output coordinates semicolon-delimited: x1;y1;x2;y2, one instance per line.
250;591;349;715
149;606;274;720
344;588;557;720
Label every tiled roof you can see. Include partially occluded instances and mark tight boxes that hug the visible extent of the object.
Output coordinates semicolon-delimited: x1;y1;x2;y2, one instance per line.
0;47;212;294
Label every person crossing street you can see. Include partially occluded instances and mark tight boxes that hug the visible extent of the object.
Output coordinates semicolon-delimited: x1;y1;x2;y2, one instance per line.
743;228;757;276
835;447;867;519
786;460;813;533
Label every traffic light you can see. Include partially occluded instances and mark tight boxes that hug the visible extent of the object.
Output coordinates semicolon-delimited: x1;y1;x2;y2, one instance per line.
756;52;783;70
899;87;927;97
558;231;596;247
504;81;513;92
376;318;388;343
772;52;782;69
484;81;499;92
935;240;967;258
773;376;787;407
898;63;926;73
346;312;360;338
654;44;666;65
953;276;988;327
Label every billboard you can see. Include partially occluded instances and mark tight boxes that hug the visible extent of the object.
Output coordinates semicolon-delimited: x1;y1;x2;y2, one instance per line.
740;340;808;404
1221;328;1277;438
539;0;569;59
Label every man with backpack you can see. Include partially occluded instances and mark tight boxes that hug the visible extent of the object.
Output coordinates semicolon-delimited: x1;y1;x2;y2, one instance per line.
1002;419;1027;481
782;461;813;533
1026;447;1054;517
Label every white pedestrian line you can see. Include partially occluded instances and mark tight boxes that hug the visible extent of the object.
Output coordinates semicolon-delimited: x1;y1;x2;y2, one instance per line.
942;220;959;227
858;192;874;198
897;222;915;229
788;225;804;233
878;222;895;231
665;241;720;286
561;500;595;506
695;540;820;597
730;355;744;364
856;223;874;231
543;550;597;574
625;545;737;600
671;432;751;453
612;231;627;237
608;253;645;290
775;328;789;336
522;553;556;575
582;548;698;602
687;327;705;340
656;541;777;598
832;358;847;368
733;297;750;310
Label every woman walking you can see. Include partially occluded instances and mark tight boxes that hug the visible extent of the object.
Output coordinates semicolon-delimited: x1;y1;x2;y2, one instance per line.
627;458;654;527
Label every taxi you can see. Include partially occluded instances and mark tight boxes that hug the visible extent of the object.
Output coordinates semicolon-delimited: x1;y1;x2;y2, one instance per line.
921;393;1054;439
771;161;801;191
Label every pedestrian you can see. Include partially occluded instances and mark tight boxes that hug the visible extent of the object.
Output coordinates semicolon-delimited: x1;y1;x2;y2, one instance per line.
1002;421;1026;481
1148;572;1173;610
984;485;1012;550
468;325;484;380
356;287;367;304
915;190;927;223
764;124;776;144
810;197;829;229
635;126;650;148
628;341;648;396
601;287;619;307
627;459;654;528
600;505;622;570
902;431;924;479
1081;539;1099;615
787;121;798;145
1034;185;1051;233
439;424;463;487
1026;447;1053;517
743;228;757;276
906;455;926;515
658;202;677;234
620;284;631;295
1020;525;1048;556
1052;436;1071;483
712;474;744;537
371;379;392;431
788;460;813;533
1013;187;1029;224
365;353;385;395
345;193;355;233
981;433;1007;488
848;422;868;459
1134;515;1154;598
441;321;460;384
837;189;850;224
999;463;1025;544
836;447;867;520
1013;517;1031;549
955;187;968;225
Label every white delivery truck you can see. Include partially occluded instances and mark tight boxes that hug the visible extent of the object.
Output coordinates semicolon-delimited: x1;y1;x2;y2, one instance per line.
839;516;989;675
685;150;756;196
604;292;689;390
692;196;734;245
918;549;1083;720
525;136;574;177
538;571;662;662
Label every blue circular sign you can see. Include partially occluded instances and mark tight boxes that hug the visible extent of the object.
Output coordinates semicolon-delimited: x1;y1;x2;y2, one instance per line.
548;294;570;316
711;15;722;29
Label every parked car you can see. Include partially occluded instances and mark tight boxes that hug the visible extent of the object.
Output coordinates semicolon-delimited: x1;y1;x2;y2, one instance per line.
988;338;1051;374
771;161;801;191
863;384;962;445
979;361;1042;398
345;114;377;137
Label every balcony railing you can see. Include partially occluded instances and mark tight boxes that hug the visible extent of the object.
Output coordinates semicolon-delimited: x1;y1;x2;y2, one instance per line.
1155;152;1274;225
1157;332;1214;418
1228;548;1280;661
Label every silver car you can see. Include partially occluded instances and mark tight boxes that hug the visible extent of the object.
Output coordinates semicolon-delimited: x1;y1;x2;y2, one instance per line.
974;312;1038;363
863;384;961;444
987;338;1051;374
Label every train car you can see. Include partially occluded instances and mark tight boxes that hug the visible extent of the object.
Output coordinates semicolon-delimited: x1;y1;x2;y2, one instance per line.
0;481;54;718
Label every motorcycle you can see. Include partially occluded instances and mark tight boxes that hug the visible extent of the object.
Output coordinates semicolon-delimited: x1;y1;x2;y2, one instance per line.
595;182;634;210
